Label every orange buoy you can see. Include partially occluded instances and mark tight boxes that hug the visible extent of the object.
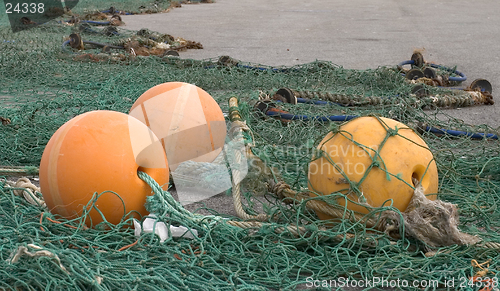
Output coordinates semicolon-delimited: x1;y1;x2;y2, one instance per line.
129;82;226;171
308;116;438;218
39;110;169;227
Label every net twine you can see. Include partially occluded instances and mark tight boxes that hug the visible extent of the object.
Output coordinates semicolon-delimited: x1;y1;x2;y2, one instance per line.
228;97;494;251
7;244;68;274
1;18;500;287
5;170;500;252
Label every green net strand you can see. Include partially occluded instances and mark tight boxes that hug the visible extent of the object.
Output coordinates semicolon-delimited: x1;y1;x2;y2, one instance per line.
2;174;500;289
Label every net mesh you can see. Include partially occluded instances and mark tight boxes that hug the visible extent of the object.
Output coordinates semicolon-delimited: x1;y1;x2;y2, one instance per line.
1;3;499;290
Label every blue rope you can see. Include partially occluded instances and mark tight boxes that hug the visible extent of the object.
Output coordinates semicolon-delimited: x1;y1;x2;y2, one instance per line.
425;126;498;140
274;98;345;106
398;60;414;67
266;111;357;122
427;63;466;82
81;20;111;25
83;40;124;49
296;98;333;105
61;40;71;51
265;110;497;140
62;20;111;25
398;60;467;82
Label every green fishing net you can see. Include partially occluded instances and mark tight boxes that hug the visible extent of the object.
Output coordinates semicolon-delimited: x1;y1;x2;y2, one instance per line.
0;2;499;290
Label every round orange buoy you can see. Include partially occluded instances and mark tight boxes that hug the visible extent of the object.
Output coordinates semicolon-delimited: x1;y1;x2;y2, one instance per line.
129;82;226;171
39;111;169;227
308;116;438;218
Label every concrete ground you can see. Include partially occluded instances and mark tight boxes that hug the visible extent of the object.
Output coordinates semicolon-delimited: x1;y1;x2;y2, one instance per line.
122;0;500;129
122;2;498;290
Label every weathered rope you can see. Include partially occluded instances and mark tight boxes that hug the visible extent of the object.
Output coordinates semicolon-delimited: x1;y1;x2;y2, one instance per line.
141;167;500;254
0;166;39;176
292;89;387;106
228;97;268;221
268;180;378;228
289;88;493;107
228;96;377;225
7;244;68;274
225;97;500;252
477;241;500;250
140;170;383;248
4;177;46;207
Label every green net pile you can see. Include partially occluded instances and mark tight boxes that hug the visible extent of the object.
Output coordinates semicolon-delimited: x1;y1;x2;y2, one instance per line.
1;3;500;290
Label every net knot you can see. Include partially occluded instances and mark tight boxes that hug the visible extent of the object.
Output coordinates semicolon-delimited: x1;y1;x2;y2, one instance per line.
269;181;291;199
328;123;339;134
386;127;398;137
348;180;360;192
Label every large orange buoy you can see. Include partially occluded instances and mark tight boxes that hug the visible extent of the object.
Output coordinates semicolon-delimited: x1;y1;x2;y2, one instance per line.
39;111;169;227
129;82;226;171
308;116;438;218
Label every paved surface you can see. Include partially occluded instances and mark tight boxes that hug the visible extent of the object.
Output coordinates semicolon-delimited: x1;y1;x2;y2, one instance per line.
122;0;500;128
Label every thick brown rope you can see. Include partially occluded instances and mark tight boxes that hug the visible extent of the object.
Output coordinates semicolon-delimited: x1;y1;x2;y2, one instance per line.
0;166;39;176
268;180;378;228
